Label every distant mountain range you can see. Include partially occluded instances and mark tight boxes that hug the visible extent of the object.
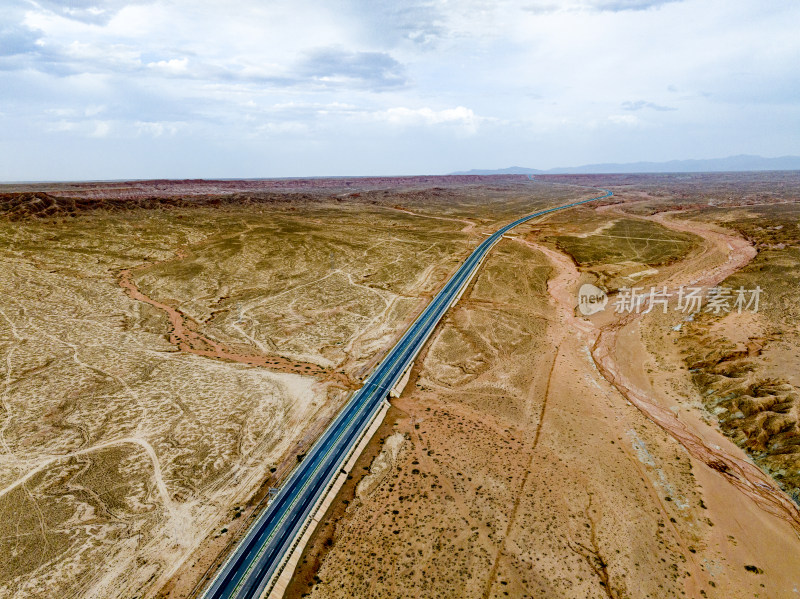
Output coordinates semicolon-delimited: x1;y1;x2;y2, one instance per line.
452;154;800;175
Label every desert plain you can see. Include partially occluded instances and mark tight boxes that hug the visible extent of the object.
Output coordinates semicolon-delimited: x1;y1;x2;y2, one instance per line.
1;173;800;599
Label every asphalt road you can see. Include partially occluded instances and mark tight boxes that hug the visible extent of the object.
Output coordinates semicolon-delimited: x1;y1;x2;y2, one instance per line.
201;187;613;599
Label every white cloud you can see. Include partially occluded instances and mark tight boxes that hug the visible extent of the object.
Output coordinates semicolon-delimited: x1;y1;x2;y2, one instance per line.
46;120;78;132
373;106;485;133
89;120;112;137
607;114;641;126
254;121;310;135
84;104;107;116
146;57;189;74
523;0;682;13
1;0;799;179
135;120;181;137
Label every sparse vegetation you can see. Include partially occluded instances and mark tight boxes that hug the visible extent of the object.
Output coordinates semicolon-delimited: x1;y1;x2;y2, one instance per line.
553;218;697;268
4;173;800;599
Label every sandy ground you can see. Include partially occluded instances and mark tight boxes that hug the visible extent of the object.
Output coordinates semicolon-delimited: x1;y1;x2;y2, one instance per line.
294;198;800;599
119;254;357;388
0;197;477;599
4;176;800;598
0;180;590;599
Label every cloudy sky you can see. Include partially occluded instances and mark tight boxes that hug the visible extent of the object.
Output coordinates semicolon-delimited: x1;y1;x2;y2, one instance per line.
1;0;798;180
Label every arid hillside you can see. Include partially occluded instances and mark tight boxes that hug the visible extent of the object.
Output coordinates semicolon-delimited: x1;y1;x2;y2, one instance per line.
293;172;800;599
0;178;587;599
3;174;800;599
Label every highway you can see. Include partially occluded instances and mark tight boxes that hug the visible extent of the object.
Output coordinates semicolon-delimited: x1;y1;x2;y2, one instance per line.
200;186;613;599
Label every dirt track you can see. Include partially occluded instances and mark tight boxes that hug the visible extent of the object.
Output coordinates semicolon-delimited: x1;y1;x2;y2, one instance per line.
119;254;358;390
